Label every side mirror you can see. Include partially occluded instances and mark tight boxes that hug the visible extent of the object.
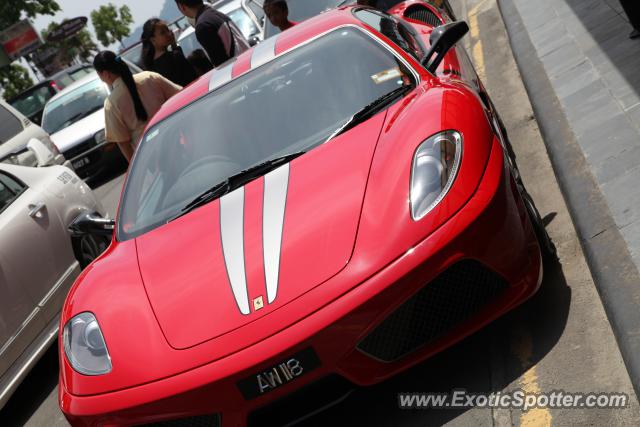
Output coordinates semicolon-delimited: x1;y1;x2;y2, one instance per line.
27;138;55;166
422;21;470;74
69;211;115;238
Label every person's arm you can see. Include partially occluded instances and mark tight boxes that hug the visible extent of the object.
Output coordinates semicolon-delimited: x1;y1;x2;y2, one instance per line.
116;140;134;162
195;20;229;67
104;100;134;163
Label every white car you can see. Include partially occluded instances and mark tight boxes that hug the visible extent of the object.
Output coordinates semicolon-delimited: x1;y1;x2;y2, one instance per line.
41;61;142;184
0;163;108;409
0;99;68;169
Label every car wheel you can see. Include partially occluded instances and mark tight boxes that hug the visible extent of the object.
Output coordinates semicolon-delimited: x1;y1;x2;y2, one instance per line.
520;187;557;259
73;234;110;269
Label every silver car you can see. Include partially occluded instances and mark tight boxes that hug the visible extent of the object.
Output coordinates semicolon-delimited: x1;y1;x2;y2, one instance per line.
0;163;108;409
0;99;68;169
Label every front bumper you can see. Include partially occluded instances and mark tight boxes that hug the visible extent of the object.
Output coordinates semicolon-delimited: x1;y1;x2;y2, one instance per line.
64;141;127;183
60;140;542;426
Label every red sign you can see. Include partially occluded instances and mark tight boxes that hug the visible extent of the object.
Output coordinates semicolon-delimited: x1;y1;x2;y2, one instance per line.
0;20;43;60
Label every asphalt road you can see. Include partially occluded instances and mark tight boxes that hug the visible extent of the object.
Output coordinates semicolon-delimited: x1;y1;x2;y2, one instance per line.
1;1;639;426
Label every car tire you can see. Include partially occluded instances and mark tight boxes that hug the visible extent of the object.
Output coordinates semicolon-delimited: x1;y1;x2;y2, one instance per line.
520;186;557;260
72;234;110;269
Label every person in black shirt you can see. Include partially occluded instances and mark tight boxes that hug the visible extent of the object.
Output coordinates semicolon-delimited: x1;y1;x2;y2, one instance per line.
175;0;249;67
141;18;198;86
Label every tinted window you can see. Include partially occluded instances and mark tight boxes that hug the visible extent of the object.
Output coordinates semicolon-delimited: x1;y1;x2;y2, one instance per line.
9;85;56;119
356;9;426;61
228;8;260;39
0;173;25;212
248;0;265;22
0;105;23;144
264;0;349;38
178;31;203;59
119;27;416;240
41;78;109;134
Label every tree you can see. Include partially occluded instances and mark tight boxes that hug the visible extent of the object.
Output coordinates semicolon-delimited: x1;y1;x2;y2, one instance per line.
40;21;98;64
0;0;60;29
0;64;34;99
0;0;59;96
91;4;133;49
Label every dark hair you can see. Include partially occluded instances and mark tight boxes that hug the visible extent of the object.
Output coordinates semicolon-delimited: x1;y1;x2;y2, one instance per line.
141;18;162;71
264;0;288;11
175;0;204;7
187;49;213;76
93;51;148;122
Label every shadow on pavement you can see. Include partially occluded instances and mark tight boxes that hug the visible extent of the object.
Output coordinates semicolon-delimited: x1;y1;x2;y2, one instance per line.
565;0;640;97
0;341;60;427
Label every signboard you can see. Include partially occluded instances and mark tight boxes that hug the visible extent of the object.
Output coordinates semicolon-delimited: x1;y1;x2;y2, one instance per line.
0;20;43;60
46;17;88;43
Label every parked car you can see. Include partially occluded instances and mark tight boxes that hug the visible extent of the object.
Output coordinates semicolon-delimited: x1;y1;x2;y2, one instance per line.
0;99;68;169
263;0;353;38
0;163;107;410
7;64;94;126
59;4;555;425
174;0;266;64
40;61;142;184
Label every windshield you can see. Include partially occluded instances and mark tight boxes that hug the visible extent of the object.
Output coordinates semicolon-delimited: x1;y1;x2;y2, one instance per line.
178;30;202;58
9;85;56;118
41;77;109;134
118;27;416;240
264;0;349;38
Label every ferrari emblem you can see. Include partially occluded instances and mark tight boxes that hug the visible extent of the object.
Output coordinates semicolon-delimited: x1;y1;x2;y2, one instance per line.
253;296;264;311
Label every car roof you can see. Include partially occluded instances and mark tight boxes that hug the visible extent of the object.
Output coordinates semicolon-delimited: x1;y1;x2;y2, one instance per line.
149;5;368;128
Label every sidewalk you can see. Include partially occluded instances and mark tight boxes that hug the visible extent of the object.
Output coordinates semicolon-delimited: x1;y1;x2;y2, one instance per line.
498;0;640;397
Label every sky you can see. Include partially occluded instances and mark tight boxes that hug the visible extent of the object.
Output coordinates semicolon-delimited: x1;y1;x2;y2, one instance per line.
33;0;169;48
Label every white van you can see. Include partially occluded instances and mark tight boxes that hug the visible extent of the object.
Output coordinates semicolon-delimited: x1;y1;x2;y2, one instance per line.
0;99;69;168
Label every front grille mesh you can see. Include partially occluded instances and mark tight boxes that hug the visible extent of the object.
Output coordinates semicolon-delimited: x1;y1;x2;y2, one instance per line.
404;5;443;27
358;260;508;362
63;136;97;161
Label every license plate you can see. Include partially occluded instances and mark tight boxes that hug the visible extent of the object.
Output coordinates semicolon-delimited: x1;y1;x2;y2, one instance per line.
72;156;90;169
237;348;320;400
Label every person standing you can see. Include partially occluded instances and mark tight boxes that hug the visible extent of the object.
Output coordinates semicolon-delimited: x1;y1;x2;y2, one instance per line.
141;18;198;86
620;0;640;39
174;0;250;67
93;51;182;162
263;0;296;32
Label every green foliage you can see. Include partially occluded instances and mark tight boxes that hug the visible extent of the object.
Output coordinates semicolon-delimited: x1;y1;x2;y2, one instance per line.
0;0;60;29
90;3;133;48
41;21;98;64
0;64;34;99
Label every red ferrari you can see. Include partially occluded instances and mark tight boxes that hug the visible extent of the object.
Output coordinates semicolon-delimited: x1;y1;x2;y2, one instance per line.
60;3;553;426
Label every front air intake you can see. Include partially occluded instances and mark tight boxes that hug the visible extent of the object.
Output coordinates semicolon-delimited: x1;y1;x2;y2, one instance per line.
358;260;508;362
404;5;444;27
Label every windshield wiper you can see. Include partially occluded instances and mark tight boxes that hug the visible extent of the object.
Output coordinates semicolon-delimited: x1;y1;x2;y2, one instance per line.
168;151;306;223
329;85;413;141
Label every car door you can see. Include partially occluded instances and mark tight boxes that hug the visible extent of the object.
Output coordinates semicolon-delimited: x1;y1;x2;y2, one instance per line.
0;172;46;379
0;170;72;324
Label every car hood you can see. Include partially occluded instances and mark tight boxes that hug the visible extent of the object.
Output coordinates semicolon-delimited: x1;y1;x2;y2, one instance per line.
135;112;387;350
50;109;104;153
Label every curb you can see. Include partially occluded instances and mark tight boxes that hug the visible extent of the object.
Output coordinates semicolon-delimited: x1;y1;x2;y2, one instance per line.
498;0;640;400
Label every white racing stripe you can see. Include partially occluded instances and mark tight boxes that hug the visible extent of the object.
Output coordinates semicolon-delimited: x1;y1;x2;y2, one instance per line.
208;61;235;92
250;35;278;69
220;187;251;315
263;164;290;304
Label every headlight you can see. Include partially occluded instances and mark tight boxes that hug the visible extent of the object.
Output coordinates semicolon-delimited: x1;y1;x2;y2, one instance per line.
94;129;106;145
63;312;112;375
410;130;462;220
